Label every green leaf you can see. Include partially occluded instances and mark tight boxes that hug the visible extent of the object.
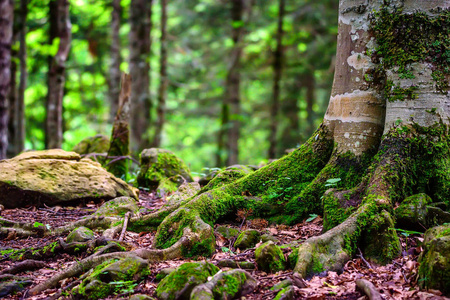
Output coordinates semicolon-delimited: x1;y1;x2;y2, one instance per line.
306;214;318;222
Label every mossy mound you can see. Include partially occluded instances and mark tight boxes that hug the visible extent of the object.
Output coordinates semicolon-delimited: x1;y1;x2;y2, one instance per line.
418;224;450;296
72;134;110;155
164;182;200;207
215;226;240;240
66;226;95;243
93;197;139;217
395;193;431;231
201;165;254;192
0;150;138;208
72;255;150;299
156;262;220;300
255;241;286;273
190;269;257;299
234;229;261;250
136;148;193;192
0;278;32;297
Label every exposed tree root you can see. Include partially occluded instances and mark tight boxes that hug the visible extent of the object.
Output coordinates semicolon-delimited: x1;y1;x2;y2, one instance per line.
0;260;46;275
356;278;382;300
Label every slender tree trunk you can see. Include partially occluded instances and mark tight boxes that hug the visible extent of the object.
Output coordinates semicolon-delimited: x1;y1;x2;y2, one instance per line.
153;0;168;148
45;0;71;149
304;72;315;138
268;0;285;159
0;0;13;160
17;0;27;154
109;0;122;122
129;0;152;152
7;35;16;157
220;0;244;166
280;76;301;151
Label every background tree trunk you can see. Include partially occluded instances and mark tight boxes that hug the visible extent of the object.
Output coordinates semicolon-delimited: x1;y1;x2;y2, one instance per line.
268;0;285;159
129;0;152;152
0;0;13;159
219;0;244;166
153;0;168;148
45;0;71;149
7;29;17;157
108;0;122;122
16;0;27;154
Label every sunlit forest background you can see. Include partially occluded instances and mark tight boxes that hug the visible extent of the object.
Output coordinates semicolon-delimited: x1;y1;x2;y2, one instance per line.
9;0;338;173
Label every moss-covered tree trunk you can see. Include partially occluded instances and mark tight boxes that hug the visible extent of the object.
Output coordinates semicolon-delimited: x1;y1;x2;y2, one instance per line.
130;0;450;271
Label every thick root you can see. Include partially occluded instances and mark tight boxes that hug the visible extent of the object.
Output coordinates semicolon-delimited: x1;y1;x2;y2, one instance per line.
294;201;379;278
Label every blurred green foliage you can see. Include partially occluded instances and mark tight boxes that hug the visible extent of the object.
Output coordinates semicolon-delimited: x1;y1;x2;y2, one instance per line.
21;0;337;172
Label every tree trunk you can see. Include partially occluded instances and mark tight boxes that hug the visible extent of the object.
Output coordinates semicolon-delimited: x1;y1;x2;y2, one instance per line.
0;0;13;160
221;0;244;166
107;73;131;179
45;0;71;149
129;0;152;152
108;0;122;122
268;0;285;159
16;0;27;154
304;72;315;139
153;0;168;148
7;30;17;157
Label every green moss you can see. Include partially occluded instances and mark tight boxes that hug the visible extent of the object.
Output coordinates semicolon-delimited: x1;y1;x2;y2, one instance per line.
255;241;286;273
106;121;130;179
136;148;192;192
156;262;219;300
370;6;450;93
212;272;246;298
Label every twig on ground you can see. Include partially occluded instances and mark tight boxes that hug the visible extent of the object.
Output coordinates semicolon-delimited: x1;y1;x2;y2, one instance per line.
357;248;372;269
0;259;46;275
119;212;131;242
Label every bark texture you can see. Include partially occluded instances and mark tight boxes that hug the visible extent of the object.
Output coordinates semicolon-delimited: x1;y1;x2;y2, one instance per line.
268;0;285;159
109;0;122;122
219;0;244;166
45;0;71;149
153;0;168;148
129;0;152;152
0;0;13;159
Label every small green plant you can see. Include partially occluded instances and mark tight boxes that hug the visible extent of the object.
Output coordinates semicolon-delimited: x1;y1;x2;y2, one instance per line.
325;178;341;187
221;247;235;255
110;280;138;294
306;214;319;222
33;222;51;230
395;228;423;237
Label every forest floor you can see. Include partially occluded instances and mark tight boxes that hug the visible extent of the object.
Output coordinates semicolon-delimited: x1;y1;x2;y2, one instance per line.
0;190;448;300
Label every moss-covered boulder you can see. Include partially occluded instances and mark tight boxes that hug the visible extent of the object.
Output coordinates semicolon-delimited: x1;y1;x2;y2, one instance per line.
395;193;432;231
274;286;294;300
0;150;138;208
156;262;219;300
234;229;260;250
362;210;401;264
215;226;240;240
66;226;95;243
190;269;257;300
418;224;450;295
72;135;110;155
255;241;286;273
72;256;149;299
93;197;139;217
136;148;193;192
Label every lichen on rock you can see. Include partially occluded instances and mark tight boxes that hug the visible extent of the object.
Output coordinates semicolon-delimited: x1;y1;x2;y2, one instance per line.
0;149;138;208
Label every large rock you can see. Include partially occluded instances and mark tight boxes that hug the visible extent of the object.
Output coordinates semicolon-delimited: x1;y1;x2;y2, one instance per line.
136;148;193;192
72;134;110;155
0;149;138;208
255;241;286;273
418;224;450;295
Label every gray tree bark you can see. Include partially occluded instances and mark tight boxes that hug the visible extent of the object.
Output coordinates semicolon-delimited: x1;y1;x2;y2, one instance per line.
129;0;152;152
109;0;122;122
0;0;13;159
45;0;71;149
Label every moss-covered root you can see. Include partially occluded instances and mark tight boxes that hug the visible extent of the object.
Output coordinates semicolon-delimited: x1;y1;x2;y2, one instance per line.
294;201;379;278
154;207;216;257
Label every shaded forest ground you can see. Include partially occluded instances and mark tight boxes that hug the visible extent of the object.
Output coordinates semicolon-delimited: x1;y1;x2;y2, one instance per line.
0;189;445;300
